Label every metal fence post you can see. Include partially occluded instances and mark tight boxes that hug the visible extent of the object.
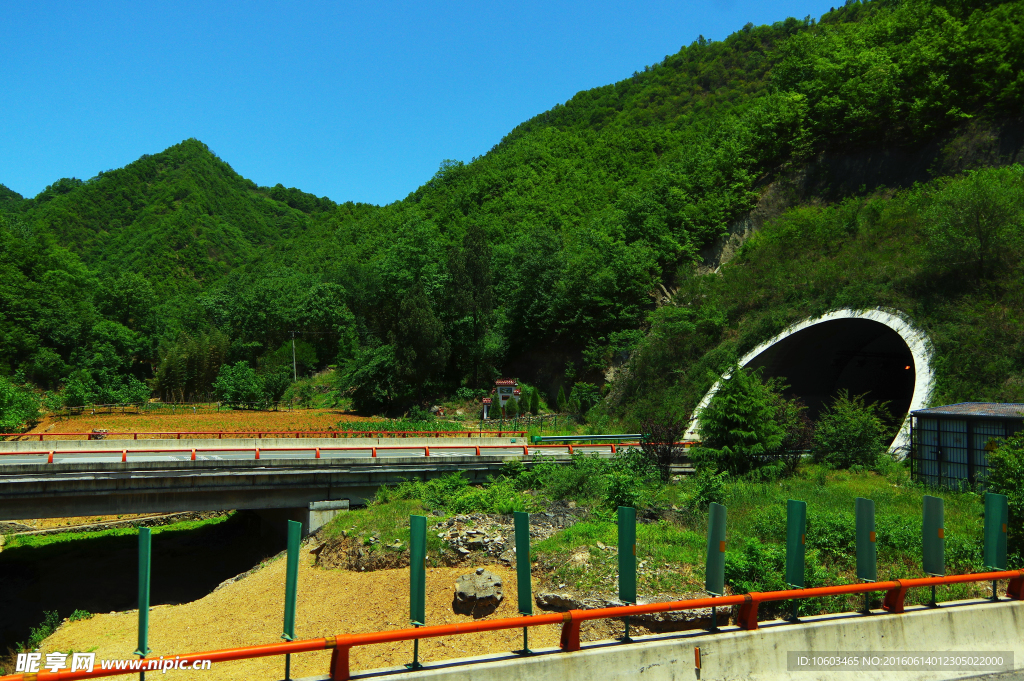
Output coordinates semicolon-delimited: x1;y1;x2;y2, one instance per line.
923;495;945;605
856;497;877;612
617;506;636;641
408;515;426;669
134;527;152;680
705;502;726;631
513;511;533;654
985;492;1009;599
282;520;301;680
785;499;806;622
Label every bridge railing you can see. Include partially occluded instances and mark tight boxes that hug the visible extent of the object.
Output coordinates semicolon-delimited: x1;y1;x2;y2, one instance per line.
2;569;1020;681
0;429;528;442
0;442;623;462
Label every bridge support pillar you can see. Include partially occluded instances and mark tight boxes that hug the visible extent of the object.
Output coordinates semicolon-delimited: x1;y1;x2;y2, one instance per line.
254;500;349;542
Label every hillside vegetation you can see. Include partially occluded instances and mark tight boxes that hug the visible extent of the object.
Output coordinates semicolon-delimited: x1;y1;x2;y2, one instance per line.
1;0;1023;425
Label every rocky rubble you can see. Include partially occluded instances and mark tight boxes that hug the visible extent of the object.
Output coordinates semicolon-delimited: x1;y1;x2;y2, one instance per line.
431;505;582;565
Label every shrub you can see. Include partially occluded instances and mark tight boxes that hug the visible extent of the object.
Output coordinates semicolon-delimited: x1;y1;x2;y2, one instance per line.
569;382;601;416
640;411;688;482
806;510;855;563
813;391;888;469
725;537;787;595
606;471;648;510
504;396;519;418
23;610;61;651
875;514;920;557
0;376;39;431
537;453;608;501
420;472;469;510
213;361;265;406
689;468;727;509
988;434;1024;561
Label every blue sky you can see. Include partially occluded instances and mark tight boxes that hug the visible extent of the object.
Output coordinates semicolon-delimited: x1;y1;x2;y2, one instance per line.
1;0;837;206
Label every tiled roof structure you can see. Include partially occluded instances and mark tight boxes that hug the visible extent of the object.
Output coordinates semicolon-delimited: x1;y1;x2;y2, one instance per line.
912;403;1024;419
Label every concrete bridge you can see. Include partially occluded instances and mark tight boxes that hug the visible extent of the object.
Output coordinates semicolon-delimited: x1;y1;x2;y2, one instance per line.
0;437;612;535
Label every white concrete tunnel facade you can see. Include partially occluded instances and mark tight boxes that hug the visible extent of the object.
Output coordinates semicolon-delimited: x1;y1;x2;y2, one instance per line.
685;308;935;453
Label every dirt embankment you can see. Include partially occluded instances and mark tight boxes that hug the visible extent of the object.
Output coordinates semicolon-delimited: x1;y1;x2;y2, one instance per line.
40;545;581;681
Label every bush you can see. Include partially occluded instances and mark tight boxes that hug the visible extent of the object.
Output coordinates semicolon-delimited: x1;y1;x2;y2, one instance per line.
420;471;470;510
806;510;855;563
569;382;601;417
725;537;787;594
875;514;920;557
689;468;727;509
213;361;265;406
988;434;1024;561
813;391;888;469
606;471;647;510
23;610;61;651
536;453;609;501
0;376;39;431
640;411;688;482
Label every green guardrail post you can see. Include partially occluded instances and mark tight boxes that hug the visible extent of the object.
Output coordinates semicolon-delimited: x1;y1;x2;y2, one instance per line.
705;502;726;631
513;511;533;654
282;519;301;680
408;514;426;669
923;495;945;606
617;506;637;642
855;497;877;613
984;492;1009;600
134;527;152;680
785;499;806;622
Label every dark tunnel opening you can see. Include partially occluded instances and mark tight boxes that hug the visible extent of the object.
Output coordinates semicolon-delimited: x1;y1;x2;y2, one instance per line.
744;318;916;440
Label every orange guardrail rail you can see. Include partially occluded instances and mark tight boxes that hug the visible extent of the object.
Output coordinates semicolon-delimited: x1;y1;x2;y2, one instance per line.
0;429;529;441
2;569;1021;681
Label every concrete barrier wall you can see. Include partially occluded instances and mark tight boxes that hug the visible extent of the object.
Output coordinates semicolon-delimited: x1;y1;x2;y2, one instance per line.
0;436;535;453
303;599;1024;681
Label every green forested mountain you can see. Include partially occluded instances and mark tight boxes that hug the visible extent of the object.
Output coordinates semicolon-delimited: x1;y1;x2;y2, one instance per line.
1;0;1022;423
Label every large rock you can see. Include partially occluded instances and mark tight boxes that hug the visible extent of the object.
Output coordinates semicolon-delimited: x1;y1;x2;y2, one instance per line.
453;568;504;617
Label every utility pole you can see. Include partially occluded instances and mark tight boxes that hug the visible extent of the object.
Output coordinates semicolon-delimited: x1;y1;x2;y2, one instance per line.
291;331;297;382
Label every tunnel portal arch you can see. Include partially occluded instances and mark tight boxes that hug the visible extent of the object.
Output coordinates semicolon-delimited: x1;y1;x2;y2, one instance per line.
686;309;935;453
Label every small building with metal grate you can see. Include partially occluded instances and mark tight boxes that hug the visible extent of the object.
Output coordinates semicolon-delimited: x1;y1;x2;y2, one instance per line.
909;403;1024;488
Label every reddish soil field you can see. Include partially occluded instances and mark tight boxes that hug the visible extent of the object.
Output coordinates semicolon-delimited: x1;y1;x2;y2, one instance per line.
17;409;375;440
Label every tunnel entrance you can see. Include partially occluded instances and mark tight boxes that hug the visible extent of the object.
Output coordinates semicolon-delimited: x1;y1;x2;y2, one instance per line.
744;318;916;432
687;309;935;452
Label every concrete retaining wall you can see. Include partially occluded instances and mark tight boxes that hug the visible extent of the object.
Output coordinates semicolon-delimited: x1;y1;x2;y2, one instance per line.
303;599;1023;681
0;436;525;453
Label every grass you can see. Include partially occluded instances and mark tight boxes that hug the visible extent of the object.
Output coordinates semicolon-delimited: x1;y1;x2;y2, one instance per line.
321;499;450;564
3;514;233;549
523;462;999;615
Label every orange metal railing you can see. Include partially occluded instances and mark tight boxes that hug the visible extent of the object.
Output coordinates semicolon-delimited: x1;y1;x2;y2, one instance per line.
0;429;528;441
2;569;1020;681
0;443;625;461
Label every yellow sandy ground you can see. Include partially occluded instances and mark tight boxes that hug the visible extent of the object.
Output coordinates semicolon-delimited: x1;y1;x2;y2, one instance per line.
42;546;566;681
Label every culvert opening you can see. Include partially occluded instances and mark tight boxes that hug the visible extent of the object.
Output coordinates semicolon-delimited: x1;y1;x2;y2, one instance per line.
743;318;916;441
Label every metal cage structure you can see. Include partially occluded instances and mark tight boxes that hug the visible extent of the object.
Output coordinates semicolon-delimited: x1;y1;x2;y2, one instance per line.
909;403;1024;489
